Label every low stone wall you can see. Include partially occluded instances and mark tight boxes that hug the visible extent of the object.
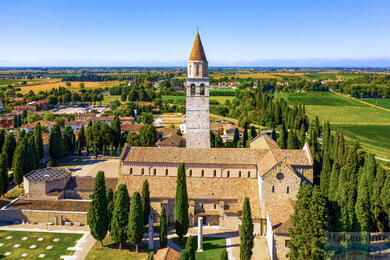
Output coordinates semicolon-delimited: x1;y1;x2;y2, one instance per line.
0;209;88;225
64;190;92;200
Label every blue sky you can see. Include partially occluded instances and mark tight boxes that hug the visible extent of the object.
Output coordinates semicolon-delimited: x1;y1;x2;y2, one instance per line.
1;0;389;66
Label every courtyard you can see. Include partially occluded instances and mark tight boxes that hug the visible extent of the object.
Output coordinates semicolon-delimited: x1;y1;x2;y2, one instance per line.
59;158;120;178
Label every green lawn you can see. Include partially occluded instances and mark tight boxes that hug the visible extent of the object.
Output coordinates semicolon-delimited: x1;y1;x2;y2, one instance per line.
331;124;390;160
363;98;390;110
0;230;82;259
173;236;226;260
274;91;363;106
102;95;122;106
85;236;152;260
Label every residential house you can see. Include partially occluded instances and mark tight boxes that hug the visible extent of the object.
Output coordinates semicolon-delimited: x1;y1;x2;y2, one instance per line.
74;113;95;121
21;120;56;132
0;117;13;129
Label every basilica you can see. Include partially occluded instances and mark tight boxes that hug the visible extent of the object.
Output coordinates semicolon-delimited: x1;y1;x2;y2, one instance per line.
119;33;314;259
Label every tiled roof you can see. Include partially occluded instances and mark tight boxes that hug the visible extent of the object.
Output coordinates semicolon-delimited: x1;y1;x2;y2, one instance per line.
22;120;55;129
154;247;180;260
121;144;268;165
24;167;70;182
121;123;142;132
157;133;184;147
189;32;207;61
266;198;295;234
157;127;178;137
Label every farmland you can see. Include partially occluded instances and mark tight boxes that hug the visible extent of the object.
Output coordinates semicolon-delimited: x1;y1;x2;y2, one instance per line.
363;98;390;110
274;91;390;160
162;95;234;104
16;81;121;94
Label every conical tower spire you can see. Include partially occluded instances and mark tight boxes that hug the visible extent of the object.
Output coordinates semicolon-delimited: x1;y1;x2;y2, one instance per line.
189;32;207;61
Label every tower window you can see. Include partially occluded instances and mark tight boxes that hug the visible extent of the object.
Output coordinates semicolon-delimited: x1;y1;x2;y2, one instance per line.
214;204;217;209
189;170;192;177
165;169;168;176
201;170;204;177
287;187;290;194
239;171;242;178
153;169;156;176
248;171;250;178
191;85;195;95
227;171;230;177
272;186;275;193
213;170;217;177
141;168;144;175
196;65;200;77
201;204;204;209
130;168;133;175
200;86;205;95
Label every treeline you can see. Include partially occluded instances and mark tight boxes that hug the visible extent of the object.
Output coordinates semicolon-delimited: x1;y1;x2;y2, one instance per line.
62;73;171;83
288;121;390;258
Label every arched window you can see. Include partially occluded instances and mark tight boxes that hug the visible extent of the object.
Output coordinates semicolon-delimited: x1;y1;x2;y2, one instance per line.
227;171;230;177
272;186;275;193
191;84;195;95
141;168;144;175
201;170;204;177
213;170;217;177
153;169;156;176
287;187;290;194
165;169;168;176
239;171;242;178
200;84;205;95
247;171;250;178
130;168;133;175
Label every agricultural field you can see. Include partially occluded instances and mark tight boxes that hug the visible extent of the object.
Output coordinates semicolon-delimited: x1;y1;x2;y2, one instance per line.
362;98;390;110
275;91;390;160
17;81;121;94
0;230;82;259
211;71;304;79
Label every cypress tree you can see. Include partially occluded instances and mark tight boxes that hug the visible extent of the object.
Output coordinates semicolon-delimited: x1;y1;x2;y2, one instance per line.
0;130;5;152
2;132;16;167
88;171;109;247
112;116;121;149
287;130;295;149
277;121;287;149
338;132;345;166
110;143;114;156
49;124;63;161
174;163;189;239
12;138;28;185
355;172;370;233
233;128;240;148
250;126;257;139
240;197;254;260
62;125;75;155
0;153;9;196
309;186;328;258
243;123;248;148
33;122;44;161
102;145;106;156
77;141;82;156
78;125;86;149
111;184;130;250
288;183;313;259
182;236;196;260
180;250;191;260
127;192;144;253
106;188;114;234
332;132;340;162
322;121;330;154
320;151;331;197
298;125;306;147
380;171;390;227
159;207;168;248
141;180;151;226
372;167;386;232
363;153;376;199
328;161;340;201
271;129;277;142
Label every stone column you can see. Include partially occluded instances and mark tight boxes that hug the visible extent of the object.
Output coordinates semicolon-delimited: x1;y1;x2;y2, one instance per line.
55;216;58;225
148;214;154;250
197;217;203;252
60;216;63;226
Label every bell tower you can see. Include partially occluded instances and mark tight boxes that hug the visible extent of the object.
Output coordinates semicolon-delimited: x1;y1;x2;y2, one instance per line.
185;32;210;148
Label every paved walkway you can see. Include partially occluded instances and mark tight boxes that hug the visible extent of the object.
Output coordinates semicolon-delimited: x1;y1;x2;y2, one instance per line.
231;236;269;260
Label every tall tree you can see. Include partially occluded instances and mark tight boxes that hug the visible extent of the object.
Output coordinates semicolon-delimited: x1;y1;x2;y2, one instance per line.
250;126;257;140
271;129;277;142
380;171;390;228
243;123;248;148
174;163;189;239
372;167;387;232
277;121;287;149
0;153;9;196
2;132;16;167
287;129;297;149
240;197;254;260
78;125;86;149
139;124;157;147
363;153;376;199
233;128;240;148
159;207;168;248
106;188;114;234
33;122;44;161
309;186;328;259
355;172;371;233
49;124;64;161
181;236;196;260
62;125;75;155
320;151;331;197
112;115;121;149
127;192;144;253
0;130;5;152
12;137;28;185
111;184;130;250
141;180;151;226
88;171;109;247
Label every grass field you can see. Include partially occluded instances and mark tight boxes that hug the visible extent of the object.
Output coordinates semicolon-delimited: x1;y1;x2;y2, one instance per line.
212;72;304;79
173;236;226;260
0;230;82;259
17;81;121;94
363;98;390;110
275;91;390;159
85;236;152;260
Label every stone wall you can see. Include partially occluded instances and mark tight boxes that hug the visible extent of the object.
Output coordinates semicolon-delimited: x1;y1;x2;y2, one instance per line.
0;209;88;225
275;234;290;260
